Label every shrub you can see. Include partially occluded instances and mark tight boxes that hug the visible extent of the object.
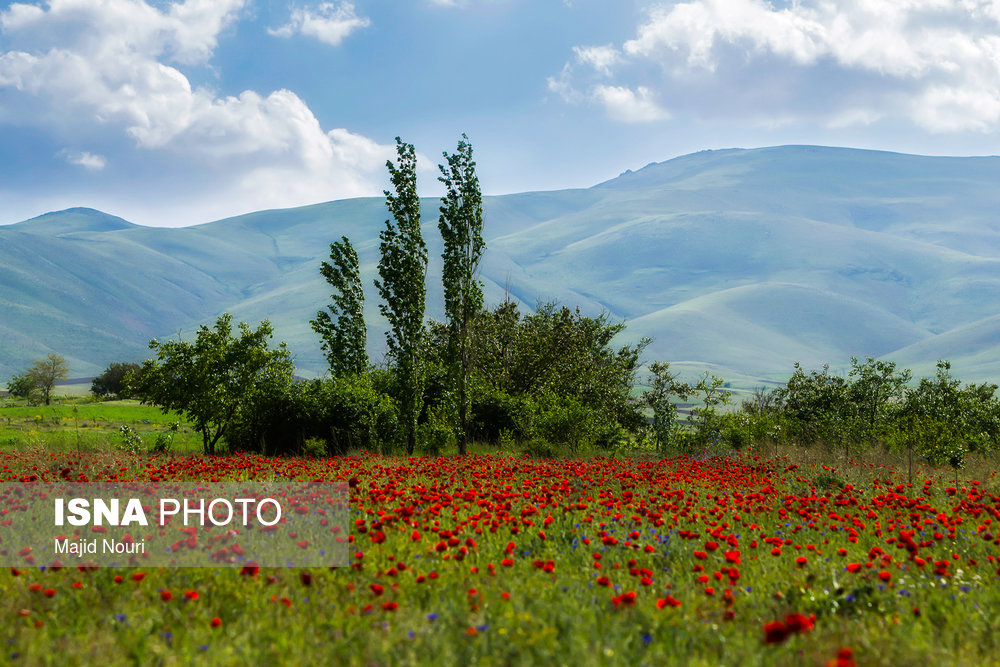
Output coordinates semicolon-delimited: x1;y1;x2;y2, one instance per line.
92;362;141;398
6;373;34;400
418;406;456;457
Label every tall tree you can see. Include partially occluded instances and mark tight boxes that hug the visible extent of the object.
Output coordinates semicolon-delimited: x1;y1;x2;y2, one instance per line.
375;138;428;455
311;236;367;376
27;354;69;405
438;134;486;455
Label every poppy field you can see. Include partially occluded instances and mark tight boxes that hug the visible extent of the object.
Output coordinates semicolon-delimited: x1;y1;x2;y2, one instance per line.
1;448;998;666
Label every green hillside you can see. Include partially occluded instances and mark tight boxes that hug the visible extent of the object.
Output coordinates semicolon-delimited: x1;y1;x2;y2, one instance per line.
4;145;1000;388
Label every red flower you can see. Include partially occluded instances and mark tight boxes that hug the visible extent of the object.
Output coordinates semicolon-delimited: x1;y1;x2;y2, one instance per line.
657;595;681;608
160;590;173;602
611;591;637;608
784;613;814;634
210;617;221;628
763;621;788;644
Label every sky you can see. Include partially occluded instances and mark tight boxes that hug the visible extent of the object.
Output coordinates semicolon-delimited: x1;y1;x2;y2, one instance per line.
2;0;1000;228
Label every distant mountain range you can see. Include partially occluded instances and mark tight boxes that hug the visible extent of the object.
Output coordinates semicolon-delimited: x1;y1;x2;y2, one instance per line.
3;145;1000;391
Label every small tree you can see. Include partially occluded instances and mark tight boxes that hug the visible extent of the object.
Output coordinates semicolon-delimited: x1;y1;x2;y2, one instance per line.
438;134;486;455
92;362;141;397
642;361;692;452
845;356;910;448
26;354;69;405
6;372;34;400
311;236;368;376
375;138;428;455
775;363;850;450
128;314;294;456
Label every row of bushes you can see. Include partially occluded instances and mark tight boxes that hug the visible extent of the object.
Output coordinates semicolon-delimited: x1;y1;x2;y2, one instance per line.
692;358;1000;479
101;304;1000;471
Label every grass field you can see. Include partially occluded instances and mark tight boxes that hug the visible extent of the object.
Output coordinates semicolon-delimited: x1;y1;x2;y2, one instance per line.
0;401;998;665
0;397;202;454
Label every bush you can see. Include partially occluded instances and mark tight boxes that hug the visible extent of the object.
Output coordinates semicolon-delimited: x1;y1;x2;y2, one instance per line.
418;406;456;456
516;391;601;454
225;371;400;456
718;410;786;451
92;362;141;398
6;373;34;400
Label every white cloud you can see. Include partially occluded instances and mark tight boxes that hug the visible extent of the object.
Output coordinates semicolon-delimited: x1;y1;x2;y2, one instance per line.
573;45;621;76
1;0;246;66
592;85;671;123
546;63;583;103
0;0;397;222
62;150;107;170
268;2;370;46
556;0;1000;133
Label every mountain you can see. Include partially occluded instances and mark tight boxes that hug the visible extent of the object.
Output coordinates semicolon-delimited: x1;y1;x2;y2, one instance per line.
3;145;1000;390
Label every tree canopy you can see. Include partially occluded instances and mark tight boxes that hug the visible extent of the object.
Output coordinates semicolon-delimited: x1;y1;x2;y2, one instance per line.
127;314;294;456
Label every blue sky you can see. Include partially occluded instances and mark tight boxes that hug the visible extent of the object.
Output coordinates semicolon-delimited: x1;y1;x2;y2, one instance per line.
2;0;1000;227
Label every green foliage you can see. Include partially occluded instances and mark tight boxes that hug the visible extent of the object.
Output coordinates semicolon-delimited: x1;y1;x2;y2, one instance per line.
516;391;600;454
151;422;178;454
717;409;786;451
91;362;141;398
418;404;457;457
117;424;143;456
887;360;1000;478
128;314;294;456
20;354;70;406
225;371;400;456
641;361;690;452
845;356;910;445
686;372;732;449
466;301;647;447
438;134;486;455
376;138;428;455
311;236;367;376
775;363;850;447
6;372;34;400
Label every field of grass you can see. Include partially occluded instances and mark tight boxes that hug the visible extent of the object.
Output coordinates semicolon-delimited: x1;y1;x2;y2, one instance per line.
0;402;998;665
0;397;202;454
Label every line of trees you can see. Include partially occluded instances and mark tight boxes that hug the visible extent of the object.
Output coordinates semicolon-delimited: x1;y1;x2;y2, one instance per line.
117;134;661;457
33;131;995;471
711;357;1000;482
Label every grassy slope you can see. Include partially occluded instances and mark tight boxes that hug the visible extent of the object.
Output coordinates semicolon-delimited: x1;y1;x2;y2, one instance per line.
5;147;1000;387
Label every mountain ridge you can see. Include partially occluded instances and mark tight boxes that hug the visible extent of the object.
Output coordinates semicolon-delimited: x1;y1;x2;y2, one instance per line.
4;144;1000;389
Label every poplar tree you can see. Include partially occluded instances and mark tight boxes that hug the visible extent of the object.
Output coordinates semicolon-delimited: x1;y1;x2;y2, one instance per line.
311;236;367;376
375;138;427;454
438;134;485;455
